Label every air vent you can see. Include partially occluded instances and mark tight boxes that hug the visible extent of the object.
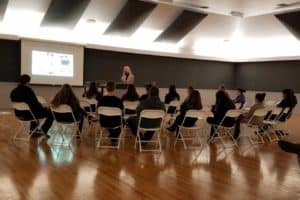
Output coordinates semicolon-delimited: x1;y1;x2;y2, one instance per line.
230;11;244;17
276;1;300;9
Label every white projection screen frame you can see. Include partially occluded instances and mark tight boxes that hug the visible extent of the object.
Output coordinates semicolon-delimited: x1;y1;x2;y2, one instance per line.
21;39;84;86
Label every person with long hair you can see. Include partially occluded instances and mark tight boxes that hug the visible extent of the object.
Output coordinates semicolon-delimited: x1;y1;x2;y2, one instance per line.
121;65;135;84
164;85;180;104
51;84;86;133
233;88;246;108
233;93;266;139
140;84;152;101
84;82;102;102
121;84;140;102
207;90;235;138
277;89;298;120
168;90;203;135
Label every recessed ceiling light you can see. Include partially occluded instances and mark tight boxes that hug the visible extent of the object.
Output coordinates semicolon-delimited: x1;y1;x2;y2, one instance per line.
86;18;96;23
199;6;209;9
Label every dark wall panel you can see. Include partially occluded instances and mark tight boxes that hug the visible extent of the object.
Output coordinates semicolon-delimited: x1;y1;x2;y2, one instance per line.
236;61;300;92
84;48;235;89
0;39;20;82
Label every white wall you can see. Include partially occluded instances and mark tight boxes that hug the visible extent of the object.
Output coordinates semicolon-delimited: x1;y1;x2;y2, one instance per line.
1;82;300;114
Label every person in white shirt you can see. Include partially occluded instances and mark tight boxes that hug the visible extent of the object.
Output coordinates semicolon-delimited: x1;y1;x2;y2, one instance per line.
121;66;135;84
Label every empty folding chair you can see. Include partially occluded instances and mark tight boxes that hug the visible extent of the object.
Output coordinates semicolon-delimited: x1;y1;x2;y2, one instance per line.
12;102;46;141
50;104;81;147
174;110;208;150
97;106;123;149
240;108;269;145
209;109;241;149
135;110;165;152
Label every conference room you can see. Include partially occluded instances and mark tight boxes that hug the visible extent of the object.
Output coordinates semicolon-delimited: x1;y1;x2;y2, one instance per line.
0;0;299;199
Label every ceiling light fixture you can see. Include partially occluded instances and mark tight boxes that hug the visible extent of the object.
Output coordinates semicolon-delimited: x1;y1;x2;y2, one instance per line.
86;18;96;23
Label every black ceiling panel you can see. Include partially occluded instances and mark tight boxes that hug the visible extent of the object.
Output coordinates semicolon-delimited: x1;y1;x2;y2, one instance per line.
275;10;300;40
104;0;157;37
41;0;90;29
0;0;8;21
155;10;207;43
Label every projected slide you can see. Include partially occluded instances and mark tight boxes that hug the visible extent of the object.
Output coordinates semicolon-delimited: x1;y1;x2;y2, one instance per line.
32;50;74;77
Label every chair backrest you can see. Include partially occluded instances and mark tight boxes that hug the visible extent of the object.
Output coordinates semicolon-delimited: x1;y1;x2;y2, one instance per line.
123;101;139;111
166;100;180;114
98;106;122;117
83;98;98;106
80;100;92;113
98;106;123;128
139;110;165;130
12;102;38;122
181;109;205;126
50;104;77;124
225;109;241;118
37;96;47;105
247;108;268;124
12;102;30;111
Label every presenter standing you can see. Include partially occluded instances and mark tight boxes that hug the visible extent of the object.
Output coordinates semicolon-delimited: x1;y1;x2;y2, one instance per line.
121;66;135;85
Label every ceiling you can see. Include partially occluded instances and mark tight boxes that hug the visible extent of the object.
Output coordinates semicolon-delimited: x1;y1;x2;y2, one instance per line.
0;0;299;62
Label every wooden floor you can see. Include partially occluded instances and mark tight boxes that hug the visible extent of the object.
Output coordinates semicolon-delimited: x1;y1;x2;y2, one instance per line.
0;112;299;200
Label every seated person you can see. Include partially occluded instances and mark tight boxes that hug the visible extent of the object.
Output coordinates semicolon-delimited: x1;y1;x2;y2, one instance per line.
121;84;140;102
233;93;266;139
98;81;124;143
277;89;297;121
164;85;180;104
139;84;152;101
183;86;194;103
207;90;235;138
168;90;203;136
83;82;102;101
51;84;87;136
82;81;102;112
233;88;246;109
127;86;165;141
10;74;52;137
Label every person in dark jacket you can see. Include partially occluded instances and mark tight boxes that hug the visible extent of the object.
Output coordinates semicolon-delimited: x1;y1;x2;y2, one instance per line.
127;86;165;141
207;90;236;137
98;81;124;143
10;74;52;136
164;85;180;104
139;84;152;101
168;90;202;135
233;88;246;109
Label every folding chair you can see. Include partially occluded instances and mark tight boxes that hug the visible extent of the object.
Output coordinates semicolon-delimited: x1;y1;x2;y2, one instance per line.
80;99;98;134
240;108;269;145
135;110;165;152
12;102;46;141
97;106;123;149
265;100;277;110
50;104;81;147
174;110;208;150
209;109;241;149
165;100;180;130
263;107;283;142
272;107;291;138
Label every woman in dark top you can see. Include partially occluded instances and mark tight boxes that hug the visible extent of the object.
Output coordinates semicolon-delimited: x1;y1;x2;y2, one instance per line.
51;84;86;132
168;90;203;135
233;88;246;108
121;84;140;102
164;85;180;104
84;82;102;102
207;90;235;137
277;89;298;120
